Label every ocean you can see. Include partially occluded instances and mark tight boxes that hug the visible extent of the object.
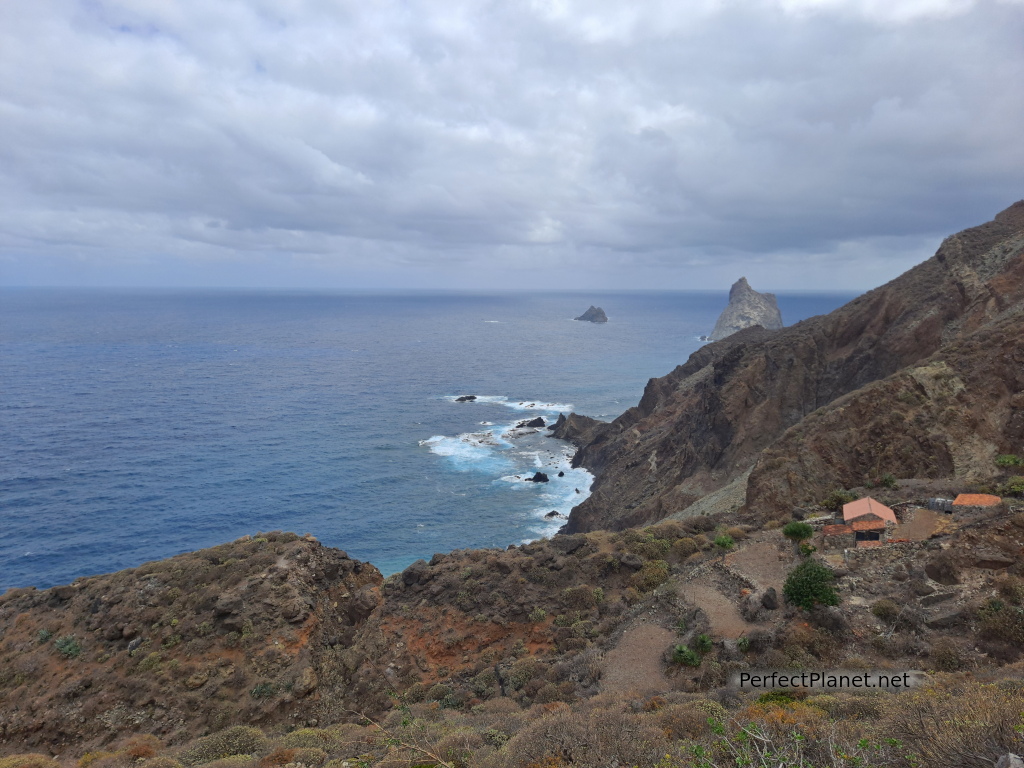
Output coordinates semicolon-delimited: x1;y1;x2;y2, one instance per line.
0;289;855;592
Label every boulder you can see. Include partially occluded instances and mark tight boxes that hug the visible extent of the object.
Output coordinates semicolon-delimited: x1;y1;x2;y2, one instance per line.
526;472;550;483
550;535;586;555
761;587;779;610
518;417;546;428
619;553;643;571
402;559;429;586
455;395;477;402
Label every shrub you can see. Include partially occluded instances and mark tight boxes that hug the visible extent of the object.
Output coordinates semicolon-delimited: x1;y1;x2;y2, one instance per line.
0;756;61;768
871;599;900;623
996;454;1023;467
693;634;713;654
782;522;814;542
630;560;670;592
36;629;52;644
737;636;751;653
124;736;162;760
528;607;547;622
821;489;857;511
978;598;1024;645
713;534;735;551
880;680;1024;768
54;635;81;659
1000;476;1024;497
562;585;597;610
929;639;965;672
879;473;898;489
672;538;699;558
672;645;701;666
783;559;839;610
178;727;269;766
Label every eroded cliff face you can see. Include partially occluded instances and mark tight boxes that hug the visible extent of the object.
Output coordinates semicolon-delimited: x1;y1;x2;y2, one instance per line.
561;201;1024;532
709;277;783;341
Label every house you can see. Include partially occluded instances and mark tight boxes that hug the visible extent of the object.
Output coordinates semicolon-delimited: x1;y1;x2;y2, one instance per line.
951;493;1005;521
952;493;1002;508
841;497;897;545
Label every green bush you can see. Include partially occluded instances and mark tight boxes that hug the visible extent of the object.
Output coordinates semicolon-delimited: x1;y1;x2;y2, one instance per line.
37;629;52;644
693;634;713;654
737;636;750;653
821;489;857;511
713;534;735;551
879;473;898;489
249;682;276;699
996;454;1023;467
178;726;269;766
999;476;1024;497
783;559;839;610
54;635;81;659
782;522;814;542
528;607;547;622
672;645;701;667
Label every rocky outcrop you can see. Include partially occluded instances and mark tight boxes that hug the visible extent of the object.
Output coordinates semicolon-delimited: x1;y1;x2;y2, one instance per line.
574;306;608;323
0;532;382;752
560;201;1024;532
710;277;783;341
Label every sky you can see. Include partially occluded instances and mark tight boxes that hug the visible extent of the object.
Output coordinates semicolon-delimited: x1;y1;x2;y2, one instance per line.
1;0;1022;291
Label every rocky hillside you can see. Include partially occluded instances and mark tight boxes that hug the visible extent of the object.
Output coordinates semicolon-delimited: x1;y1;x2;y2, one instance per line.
557;201;1024;533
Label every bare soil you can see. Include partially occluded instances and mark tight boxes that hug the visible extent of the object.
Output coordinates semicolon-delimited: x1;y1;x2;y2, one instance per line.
600;623;674;695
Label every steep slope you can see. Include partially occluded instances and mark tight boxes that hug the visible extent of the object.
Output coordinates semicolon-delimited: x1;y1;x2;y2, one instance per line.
0;533;382;752
560;201;1024;532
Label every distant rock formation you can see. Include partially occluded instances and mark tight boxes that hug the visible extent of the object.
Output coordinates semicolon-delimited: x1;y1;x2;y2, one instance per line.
709;278;783;341
574;306;608;323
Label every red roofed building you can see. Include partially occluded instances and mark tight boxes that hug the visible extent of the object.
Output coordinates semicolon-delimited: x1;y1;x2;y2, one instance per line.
842;497;898;525
840;497;896;544
952;493;1002;507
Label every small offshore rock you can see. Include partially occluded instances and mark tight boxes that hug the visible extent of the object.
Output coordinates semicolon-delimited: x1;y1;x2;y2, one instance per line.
527;472;550;483
517;417;546;428
574;306;608;323
455;395;477;402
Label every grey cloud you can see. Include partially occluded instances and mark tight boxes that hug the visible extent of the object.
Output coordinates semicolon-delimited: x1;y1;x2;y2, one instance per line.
0;0;1021;289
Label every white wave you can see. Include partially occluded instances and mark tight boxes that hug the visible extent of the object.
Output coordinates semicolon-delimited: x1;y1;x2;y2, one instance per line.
484;320;501;323
443;394;573;413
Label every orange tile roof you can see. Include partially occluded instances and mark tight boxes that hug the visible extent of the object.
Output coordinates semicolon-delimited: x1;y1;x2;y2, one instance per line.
851;519;887;531
952;493;1002;507
856;540;884;548
843;497;898;524
822;524;853;536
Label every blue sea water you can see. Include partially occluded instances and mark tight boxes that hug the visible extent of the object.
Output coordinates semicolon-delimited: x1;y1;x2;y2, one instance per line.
0;289;855;591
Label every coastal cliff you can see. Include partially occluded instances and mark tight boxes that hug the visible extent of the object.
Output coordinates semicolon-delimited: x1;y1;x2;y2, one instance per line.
560;201;1024;533
709;277;783;340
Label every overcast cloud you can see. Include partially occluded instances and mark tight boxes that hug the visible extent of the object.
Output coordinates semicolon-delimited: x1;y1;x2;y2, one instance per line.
1;0;1022;290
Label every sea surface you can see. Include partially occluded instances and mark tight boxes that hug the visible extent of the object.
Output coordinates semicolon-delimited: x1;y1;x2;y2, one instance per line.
0;289;855;591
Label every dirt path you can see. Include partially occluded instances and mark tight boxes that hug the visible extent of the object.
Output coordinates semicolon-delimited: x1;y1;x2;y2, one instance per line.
893;508;942;541
680;582;761;639
600;623;674;695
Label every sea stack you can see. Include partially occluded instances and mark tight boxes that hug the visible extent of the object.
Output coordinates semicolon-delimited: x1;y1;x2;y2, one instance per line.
574;306;608;323
709;277;783;341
